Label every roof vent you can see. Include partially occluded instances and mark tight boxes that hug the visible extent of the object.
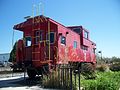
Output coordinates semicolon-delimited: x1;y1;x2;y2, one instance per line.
24;16;31;20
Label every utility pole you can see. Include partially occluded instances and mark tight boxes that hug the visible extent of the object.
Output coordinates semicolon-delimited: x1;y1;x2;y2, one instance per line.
98;51;102;60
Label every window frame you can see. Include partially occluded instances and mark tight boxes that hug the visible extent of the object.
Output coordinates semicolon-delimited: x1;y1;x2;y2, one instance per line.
46;32;55;44
92;48;96;53
73;41;77;48
81;45;88;51
39;30;43;42
73;28;82;34
84;30;89;39
35;30;43;44
61;36;66;45
25;36;32;47
35;30;39;44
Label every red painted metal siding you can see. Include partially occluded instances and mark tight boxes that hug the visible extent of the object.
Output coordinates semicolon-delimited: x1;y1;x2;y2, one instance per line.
14;15;96;68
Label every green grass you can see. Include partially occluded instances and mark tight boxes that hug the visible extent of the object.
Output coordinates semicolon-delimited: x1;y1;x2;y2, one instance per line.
42;69;120;90
80;71;120;90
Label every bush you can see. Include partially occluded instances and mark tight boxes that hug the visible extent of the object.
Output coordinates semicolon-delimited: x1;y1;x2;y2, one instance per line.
96;64;109;72
42;71;60;89
110;63;120;71
81;63;96;79
81;72;120;90
42;69;77;90
9;42;17;62
97;77;119;90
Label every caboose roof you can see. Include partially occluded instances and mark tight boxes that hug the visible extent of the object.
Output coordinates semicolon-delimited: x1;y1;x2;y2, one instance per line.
67;26;89;33
14;15;80;32
13;15;49;31
13;15;89;34
14;15;67;31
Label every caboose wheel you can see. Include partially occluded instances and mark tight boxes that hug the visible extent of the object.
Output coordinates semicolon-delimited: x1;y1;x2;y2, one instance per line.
27;68;36;78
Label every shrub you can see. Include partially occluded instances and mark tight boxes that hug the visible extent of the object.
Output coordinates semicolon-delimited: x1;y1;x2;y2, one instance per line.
81;72;120;90
110;63;120;71
81;76;119;90
81;63;96;79
9;42;17;62
42;69;77;90
96;77;119;90
96;64;109;72
42;71;60;89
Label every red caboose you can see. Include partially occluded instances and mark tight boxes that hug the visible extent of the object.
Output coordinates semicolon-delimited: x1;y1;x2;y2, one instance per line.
13;15;96;77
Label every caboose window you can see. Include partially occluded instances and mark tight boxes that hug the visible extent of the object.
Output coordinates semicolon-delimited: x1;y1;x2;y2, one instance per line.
73;41;77;48
39;31;42;41
93;48;96;53
81;45;88;51
84;31;88;39
46;32;55;44
61;36;66;45
35;30;43;44
73;28;82;34
35;31;39;44
25;37;31;47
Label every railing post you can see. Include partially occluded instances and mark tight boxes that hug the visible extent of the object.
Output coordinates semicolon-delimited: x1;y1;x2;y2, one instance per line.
23;64;26;80
58;65;60;88
70;67;72;90
63;65;65;88
78;66;80;90
74;72;76;88
65;67;67;88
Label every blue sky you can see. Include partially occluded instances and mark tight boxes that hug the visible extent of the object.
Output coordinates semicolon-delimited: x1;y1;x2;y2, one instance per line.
0;0;120;57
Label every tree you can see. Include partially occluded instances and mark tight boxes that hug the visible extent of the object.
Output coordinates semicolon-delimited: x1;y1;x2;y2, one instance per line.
9;42;17;62
111;56;120;63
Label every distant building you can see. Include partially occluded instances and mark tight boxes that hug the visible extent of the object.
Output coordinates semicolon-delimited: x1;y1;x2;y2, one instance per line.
0;53;10;63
